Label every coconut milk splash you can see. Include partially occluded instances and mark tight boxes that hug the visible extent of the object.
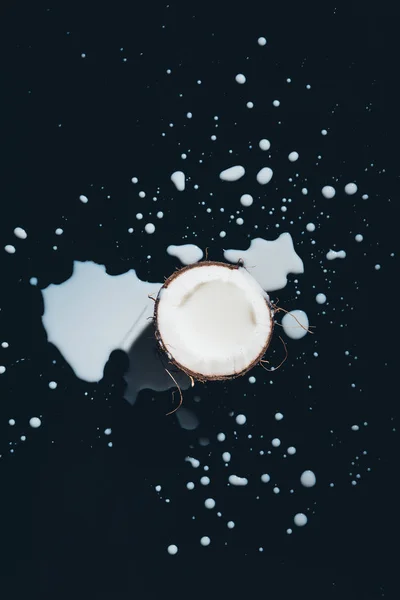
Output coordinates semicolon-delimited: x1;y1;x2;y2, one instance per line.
41;233;306;402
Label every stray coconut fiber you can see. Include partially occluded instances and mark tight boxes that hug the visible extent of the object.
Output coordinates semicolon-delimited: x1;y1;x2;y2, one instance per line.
154;261;274;384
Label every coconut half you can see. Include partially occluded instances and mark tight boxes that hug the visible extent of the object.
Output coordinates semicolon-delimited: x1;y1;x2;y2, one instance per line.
154;261;274;381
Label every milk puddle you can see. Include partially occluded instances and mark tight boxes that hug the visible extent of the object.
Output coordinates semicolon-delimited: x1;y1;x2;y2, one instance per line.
41;234;306;403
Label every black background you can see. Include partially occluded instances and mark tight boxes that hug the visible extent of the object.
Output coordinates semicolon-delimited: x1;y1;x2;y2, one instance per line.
0;2;399;598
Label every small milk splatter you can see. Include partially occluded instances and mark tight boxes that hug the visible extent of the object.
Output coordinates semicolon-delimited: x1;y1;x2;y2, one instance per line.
259;139;270;151
294;513;308;527
14;227;27;239
326;250;346;260
321;186;336;199
219;165;245;182
171;171;185;191
256;167;273;185
229;475;248;486
300;470;316;487
281;310;309;340
167;244;203;265
240;194;253;207
344;183;358;195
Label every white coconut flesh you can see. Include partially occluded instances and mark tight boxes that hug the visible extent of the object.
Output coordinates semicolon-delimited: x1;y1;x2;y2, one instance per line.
155;263;273;379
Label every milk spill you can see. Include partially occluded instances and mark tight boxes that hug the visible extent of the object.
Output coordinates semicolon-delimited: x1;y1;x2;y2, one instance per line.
224;233;304;292
219;165;245;181
171;170;185;191
1;22;380;553
166;244;203;265
256;166;273;184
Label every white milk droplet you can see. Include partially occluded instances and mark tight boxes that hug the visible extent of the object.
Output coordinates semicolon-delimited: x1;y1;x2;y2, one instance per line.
355;234;363;242
273;100;280;107
306;223;315;232
275;412;284;421
30;277;38;285
79;195;88;203
224;233;304;292
29;417;42;428
186;481;195;490
351;425;360;431
227;521;235;529
316;293;327;304
248;376;256;384
257;37;267;46
240;194;253;207
256;167;273;185
288;151;299;162
0;366;6;374
167;545;178;555
5;245;16;254
55;228;64;235
219;165;245;182
200;536;211;546
222;452;231;463
259;139;270;151
145;223;155;234
281;310;309;340
294;513;308;526
48;381;57;389
14;227;27;239
321;129;328;135
326;250;346;260
200;476;210;485
104;428;112;435
300;470;316;487
167;244;203;265
229;475;248;486
321;186;336;199
185;456;200;468
235;414;246;425
171;171;185;191
235;73;246;84
344;182;358;195
246;101;254;109
9;419;16;426
217;433;226;442
205;498;216;509
287;446;296;455
271;438;281;447
261;474;270;483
